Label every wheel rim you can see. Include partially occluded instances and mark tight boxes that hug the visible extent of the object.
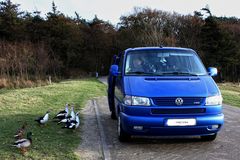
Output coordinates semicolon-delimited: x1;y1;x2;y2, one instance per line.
118;116;121;136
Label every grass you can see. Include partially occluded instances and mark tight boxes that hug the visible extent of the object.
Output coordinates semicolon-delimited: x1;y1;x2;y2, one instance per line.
218;83;240;107
0;78;106;160
0;77;49;89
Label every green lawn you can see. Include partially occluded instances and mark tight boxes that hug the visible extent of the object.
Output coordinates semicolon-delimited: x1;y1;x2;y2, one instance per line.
0;78;106;160
218;83;240;107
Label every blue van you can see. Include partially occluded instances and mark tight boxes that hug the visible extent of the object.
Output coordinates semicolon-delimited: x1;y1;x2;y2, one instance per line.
108;47;224;142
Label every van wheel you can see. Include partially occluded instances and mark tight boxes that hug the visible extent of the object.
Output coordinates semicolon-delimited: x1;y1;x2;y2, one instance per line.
118;115;131;142
201;134;217;141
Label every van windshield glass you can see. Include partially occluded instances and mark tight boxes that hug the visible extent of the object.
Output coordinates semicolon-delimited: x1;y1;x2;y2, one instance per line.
125;50;207;76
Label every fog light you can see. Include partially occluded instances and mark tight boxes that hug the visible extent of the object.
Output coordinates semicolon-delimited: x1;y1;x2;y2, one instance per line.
133;126;143;130
208;125;219;130
212;125;219;129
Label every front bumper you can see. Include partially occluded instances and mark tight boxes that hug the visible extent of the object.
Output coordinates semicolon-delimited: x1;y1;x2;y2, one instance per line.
120;112;224;136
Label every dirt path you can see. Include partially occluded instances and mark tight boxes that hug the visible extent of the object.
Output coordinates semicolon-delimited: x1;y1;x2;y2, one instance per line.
76;100;103;160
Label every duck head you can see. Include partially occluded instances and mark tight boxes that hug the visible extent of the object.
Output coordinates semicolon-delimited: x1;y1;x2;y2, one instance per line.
22;122;27;129
65;103;69;111
27;132;33;142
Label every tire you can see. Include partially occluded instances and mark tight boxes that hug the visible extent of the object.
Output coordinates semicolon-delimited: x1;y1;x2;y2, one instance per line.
201;133;217;141
118;115;131;142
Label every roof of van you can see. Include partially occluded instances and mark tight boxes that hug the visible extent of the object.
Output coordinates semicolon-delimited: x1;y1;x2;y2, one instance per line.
125;47;195;52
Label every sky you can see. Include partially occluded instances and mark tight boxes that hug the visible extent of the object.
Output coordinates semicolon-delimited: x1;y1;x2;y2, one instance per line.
12;0;240;25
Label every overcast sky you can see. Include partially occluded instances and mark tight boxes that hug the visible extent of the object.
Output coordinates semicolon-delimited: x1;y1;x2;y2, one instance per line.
12;0;240;25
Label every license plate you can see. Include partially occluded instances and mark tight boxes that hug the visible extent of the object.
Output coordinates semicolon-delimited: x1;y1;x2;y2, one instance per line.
166;119;196;126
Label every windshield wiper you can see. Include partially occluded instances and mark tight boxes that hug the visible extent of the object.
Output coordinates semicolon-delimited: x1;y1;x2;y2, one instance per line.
126;71;163;75
126;71;198;76
126;71;152;75
162;72;198;76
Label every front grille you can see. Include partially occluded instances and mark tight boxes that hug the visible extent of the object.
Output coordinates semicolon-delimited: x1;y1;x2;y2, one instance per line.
151;108;206;114
152;97;204;106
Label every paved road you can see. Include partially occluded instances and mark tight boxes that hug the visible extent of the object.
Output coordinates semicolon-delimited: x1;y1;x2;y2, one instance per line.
79;77;240;160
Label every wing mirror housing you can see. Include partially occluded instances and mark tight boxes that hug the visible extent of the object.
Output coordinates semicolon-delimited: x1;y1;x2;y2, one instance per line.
208;67;218;77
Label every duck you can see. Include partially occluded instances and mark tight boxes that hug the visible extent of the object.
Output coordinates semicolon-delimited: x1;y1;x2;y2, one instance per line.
75;112;80;129
13;132;32;154
62;120;77;129
57;115;72;124
70;105;75;121
35;110;50;125
53;103;69;120
62;112;80;129
14;123;27;139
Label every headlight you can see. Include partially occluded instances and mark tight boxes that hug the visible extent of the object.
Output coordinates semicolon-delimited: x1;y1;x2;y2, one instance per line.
123;95;151;106
123;95;132;105
205;95;223;106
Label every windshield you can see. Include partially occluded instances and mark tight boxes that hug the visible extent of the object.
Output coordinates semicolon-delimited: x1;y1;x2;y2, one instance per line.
125;49;207;76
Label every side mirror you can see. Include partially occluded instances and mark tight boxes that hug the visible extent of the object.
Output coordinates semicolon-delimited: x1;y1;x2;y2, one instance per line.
110;65;119;76
208;67;218;77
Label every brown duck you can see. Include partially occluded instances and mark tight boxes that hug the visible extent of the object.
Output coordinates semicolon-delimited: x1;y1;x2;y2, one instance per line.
14;123;27;139
13;132;32;154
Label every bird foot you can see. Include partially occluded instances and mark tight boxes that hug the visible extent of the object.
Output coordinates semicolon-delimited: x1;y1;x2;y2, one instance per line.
20;148;27;155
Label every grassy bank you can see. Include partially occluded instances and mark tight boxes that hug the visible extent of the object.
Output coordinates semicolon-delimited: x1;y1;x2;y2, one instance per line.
218;83;240;107
0;78;106;160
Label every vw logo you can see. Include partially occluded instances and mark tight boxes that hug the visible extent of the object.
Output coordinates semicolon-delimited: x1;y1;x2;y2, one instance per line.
175;98;183;106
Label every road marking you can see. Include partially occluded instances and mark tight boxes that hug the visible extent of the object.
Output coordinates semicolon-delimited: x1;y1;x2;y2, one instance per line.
92;99;111;160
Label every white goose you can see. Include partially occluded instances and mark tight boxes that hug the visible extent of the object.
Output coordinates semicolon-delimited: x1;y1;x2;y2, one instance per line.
62;112;80;129
70;105;75;121
57;115;72;124
75;112;80;128
54;103;69;119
